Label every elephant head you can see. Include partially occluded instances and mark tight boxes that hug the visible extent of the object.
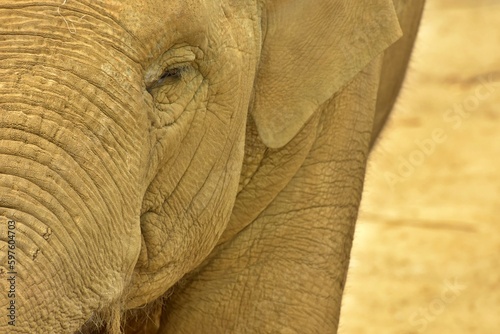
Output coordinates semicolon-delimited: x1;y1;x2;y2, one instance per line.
0;0;404;332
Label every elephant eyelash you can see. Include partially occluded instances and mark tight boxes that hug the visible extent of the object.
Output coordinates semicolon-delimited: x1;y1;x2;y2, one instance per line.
159;67;184;81
147;65;188;92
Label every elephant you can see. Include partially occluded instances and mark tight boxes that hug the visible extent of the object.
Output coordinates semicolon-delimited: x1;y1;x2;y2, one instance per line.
0;0;425;333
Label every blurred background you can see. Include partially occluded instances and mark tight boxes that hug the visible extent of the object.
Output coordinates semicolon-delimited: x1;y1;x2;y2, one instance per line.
339;0;500;333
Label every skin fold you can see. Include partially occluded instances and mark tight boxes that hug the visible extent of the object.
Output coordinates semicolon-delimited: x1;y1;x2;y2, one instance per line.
0;0;424;333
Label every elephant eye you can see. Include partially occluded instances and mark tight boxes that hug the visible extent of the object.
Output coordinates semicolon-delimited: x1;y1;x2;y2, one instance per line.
147;66;186;92
159;67;183;82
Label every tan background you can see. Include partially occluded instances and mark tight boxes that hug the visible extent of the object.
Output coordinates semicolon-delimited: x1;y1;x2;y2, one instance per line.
340;1;500;333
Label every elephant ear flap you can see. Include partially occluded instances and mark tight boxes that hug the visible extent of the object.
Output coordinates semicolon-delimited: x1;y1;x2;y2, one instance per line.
252;0;403;148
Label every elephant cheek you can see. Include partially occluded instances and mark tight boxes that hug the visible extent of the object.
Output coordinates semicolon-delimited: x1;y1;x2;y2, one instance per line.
125;141;246;308
126;197;235;308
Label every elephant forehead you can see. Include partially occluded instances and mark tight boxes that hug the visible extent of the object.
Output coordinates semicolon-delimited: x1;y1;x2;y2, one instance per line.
111;0;211;51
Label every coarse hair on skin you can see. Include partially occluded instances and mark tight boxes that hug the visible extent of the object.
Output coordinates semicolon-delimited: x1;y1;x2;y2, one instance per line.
76;294;171;333
76;301;124;334
74;274;190;333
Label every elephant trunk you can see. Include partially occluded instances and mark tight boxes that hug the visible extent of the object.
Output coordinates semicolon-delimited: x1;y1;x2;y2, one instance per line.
0;15;147;331
0;110;137;333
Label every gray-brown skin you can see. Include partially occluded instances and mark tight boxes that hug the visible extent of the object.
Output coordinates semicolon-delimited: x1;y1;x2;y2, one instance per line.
0;0;424;333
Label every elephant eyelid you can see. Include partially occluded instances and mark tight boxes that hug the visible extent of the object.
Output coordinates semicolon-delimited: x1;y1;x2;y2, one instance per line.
159;66;184;81
146;65;189;93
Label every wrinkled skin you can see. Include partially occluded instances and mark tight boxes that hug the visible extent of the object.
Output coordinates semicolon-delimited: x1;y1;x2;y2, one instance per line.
0;0;424;333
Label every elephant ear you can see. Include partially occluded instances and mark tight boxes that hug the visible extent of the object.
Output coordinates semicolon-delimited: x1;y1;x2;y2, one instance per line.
252;0;403;148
